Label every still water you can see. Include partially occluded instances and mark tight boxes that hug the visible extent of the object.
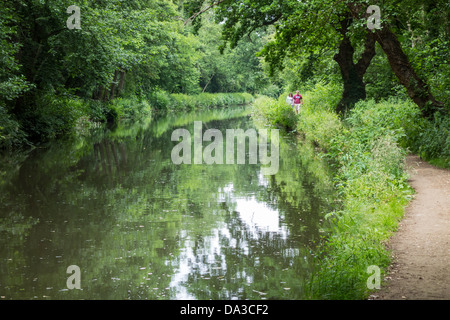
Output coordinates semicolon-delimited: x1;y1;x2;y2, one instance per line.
0;107;336;299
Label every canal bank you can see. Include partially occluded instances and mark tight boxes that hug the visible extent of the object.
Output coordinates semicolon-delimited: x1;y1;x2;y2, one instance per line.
255;93;421;299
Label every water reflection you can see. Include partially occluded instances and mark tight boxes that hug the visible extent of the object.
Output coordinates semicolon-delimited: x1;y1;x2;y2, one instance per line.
0;107;336;300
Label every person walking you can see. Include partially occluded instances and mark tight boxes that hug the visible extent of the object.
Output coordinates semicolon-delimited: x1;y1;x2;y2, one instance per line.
293;90;303;115
286;92;294;108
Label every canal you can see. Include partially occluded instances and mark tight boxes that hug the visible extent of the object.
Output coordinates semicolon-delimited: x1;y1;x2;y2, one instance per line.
0;106;336;299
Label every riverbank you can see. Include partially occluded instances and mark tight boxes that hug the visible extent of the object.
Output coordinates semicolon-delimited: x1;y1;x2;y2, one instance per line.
299;97;413;299
0;92;254;151
251;84;448;299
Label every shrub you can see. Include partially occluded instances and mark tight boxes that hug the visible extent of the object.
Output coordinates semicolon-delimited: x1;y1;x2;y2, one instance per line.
416;113;449;166
86;99;109;123
18;94;90;142
0;105;28;150
346;98;449;168
108;97;152;120
151;90;171;111
301;81;343;112
251;96;298;131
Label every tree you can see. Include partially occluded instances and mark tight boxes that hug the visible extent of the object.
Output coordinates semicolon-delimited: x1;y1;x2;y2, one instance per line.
0;3;32;106
187;11;270;94
186;0;448;117
332;12;376;113
186;0;377;112
346;1;447;118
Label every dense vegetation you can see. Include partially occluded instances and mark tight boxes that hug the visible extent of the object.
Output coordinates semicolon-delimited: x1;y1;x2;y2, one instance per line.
2;0;448;151
294;85;416;298
0;0;449;300
234;0;448;299
0;1;269;149
251;80;447;299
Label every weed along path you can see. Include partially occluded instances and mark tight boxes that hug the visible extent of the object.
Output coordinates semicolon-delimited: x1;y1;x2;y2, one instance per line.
375;155;450;300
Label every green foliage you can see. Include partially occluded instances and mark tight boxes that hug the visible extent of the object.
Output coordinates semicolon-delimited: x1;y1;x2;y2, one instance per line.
400;0;450;107
258;84;283;99
301;81;343;113
16;94;88;142
298;80;449;168
0;105;28;150
296;82;343;150
364;45;409;102
108;97;152;121
294;84;449;298
347;98;449;167
288;83;419;299
152;91;254;111
0;3;33;105
191;13;272;95
416;113;450;166
0;1;272;150
251;96;298;131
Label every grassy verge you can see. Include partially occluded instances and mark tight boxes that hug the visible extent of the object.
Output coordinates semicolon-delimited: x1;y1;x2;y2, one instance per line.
251;95;298;131
252;82;448;299
301;98;413;299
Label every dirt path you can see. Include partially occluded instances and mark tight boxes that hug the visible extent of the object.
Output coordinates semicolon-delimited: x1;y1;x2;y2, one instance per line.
373;155;450;300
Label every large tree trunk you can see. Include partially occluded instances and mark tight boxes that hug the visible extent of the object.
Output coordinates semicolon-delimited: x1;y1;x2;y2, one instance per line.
373;27;445;118
334;14;376;114
334;35;366;114
118;70;126;94
347;2;446;119
109;70;119;100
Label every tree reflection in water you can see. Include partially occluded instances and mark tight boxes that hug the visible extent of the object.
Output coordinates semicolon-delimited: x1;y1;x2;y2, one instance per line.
0;107;336;299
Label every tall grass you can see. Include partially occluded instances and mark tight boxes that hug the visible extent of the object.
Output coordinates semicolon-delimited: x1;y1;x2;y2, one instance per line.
298;84;447;298
299;87;424;299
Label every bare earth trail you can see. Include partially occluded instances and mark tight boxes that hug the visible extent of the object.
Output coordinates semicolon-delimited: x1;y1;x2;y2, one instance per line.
374;155;450;300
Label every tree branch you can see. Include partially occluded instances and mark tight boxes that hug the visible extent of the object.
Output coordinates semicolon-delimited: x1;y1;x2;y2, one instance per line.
184;0;228;26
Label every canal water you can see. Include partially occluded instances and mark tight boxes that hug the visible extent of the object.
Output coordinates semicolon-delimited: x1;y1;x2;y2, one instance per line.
0;106;336;299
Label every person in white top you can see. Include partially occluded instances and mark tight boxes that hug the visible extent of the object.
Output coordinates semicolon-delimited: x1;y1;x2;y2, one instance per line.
286;92;294;108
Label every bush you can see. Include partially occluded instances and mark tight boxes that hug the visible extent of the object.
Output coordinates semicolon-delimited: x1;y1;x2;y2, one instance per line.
108;97;152;120
416;113;449;166
0;105;28;150
294;82;343;149
258;83;282;98
151;90;172;111
18;94;90;142
301;81;342;112
86;99;110;123
346;98;449;168
251;96;298;131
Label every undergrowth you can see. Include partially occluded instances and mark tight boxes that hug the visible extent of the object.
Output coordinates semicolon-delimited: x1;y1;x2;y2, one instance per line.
253;81;448;299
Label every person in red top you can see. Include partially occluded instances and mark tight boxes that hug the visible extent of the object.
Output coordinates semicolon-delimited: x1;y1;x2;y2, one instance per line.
293;90;303;115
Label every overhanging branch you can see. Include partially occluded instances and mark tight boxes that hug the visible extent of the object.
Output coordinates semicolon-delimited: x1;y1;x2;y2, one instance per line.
184;0;228;26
